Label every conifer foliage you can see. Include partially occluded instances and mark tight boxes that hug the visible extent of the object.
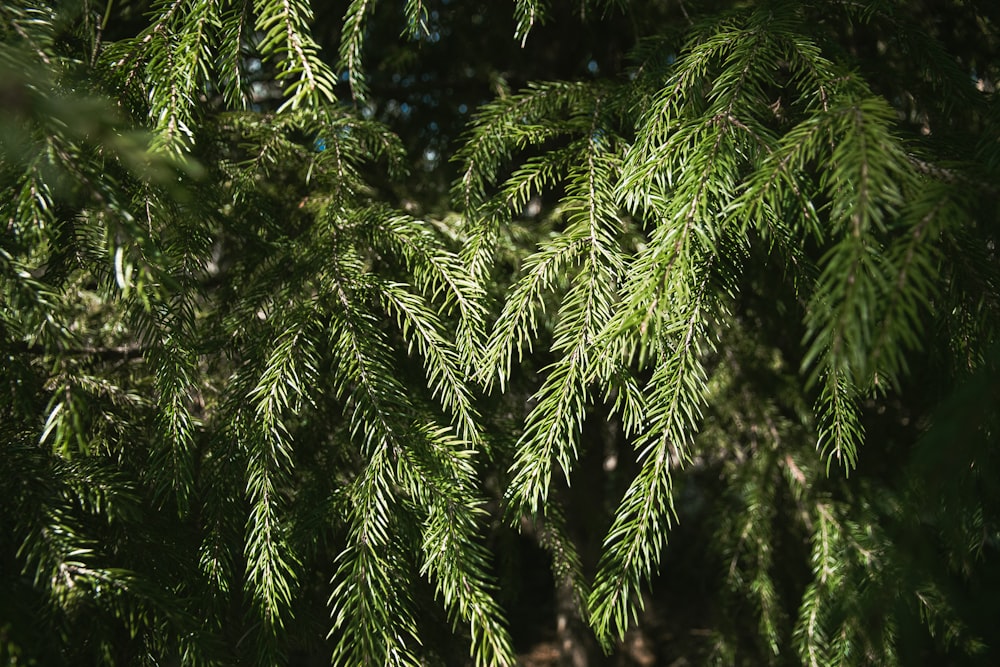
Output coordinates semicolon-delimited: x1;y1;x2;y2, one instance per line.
2;0;999;665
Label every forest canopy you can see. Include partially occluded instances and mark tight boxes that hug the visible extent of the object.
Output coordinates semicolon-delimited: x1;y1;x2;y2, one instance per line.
2;0;999;665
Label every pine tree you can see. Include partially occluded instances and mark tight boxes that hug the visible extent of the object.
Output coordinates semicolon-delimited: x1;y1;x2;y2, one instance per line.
2;1;999;665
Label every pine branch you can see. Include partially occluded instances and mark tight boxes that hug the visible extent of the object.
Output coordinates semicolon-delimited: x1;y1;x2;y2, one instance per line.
10;341;146;361
256;0;338;110
339;0;377;102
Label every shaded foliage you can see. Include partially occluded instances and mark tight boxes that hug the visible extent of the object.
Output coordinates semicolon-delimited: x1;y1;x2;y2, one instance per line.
2;0;999;665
